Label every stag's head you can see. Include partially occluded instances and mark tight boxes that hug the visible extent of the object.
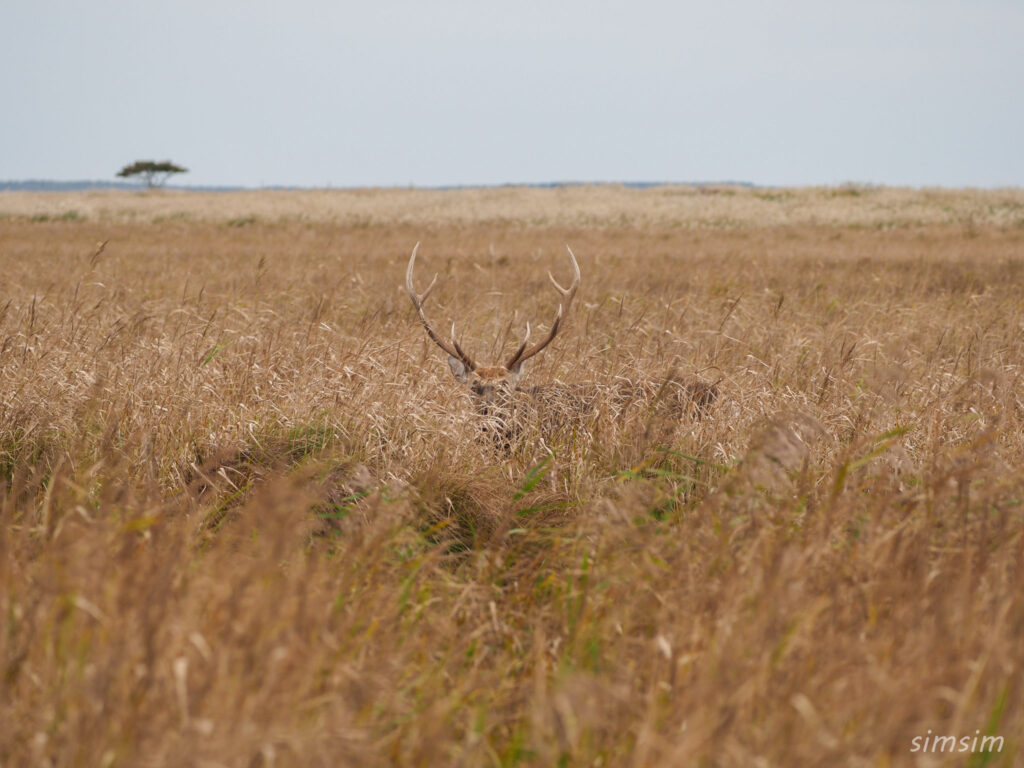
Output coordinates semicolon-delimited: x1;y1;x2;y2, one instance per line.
405;243;580;405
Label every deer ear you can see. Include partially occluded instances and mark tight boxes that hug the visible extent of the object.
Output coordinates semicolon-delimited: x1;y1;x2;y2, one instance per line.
448;355;469;383
506;358;528;384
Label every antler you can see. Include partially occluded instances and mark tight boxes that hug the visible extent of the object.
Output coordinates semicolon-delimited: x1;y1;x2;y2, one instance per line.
406;243;476;371
505;245;581;370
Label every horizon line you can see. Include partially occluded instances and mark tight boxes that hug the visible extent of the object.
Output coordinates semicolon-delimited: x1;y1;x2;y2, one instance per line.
3;179;1023;193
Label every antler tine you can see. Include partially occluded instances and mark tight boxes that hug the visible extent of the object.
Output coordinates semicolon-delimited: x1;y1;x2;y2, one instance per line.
504;322;532;370
506;305;564;370
547;245;581;308
405;243;475;370
505;247;579;370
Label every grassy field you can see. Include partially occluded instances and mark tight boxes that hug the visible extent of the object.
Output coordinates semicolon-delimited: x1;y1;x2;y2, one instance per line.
2;186;1023;766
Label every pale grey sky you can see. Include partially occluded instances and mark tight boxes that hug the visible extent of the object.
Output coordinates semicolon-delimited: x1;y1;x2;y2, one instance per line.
2;0;1021;188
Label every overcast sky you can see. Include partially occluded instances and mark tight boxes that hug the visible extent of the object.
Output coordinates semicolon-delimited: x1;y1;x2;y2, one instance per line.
2;0;1021;188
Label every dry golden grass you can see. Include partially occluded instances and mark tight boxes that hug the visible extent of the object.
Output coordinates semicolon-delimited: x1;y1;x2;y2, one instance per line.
4;183;1024;229
2;188;1024;766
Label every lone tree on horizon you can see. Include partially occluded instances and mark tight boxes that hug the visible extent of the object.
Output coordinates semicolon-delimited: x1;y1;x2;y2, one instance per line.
116;160;188;189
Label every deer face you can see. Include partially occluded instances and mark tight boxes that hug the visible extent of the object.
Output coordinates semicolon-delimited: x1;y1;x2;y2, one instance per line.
448;361;525;404
406;243;580;408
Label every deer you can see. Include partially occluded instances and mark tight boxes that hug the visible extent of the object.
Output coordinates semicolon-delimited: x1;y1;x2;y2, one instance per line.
405;243;717;449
